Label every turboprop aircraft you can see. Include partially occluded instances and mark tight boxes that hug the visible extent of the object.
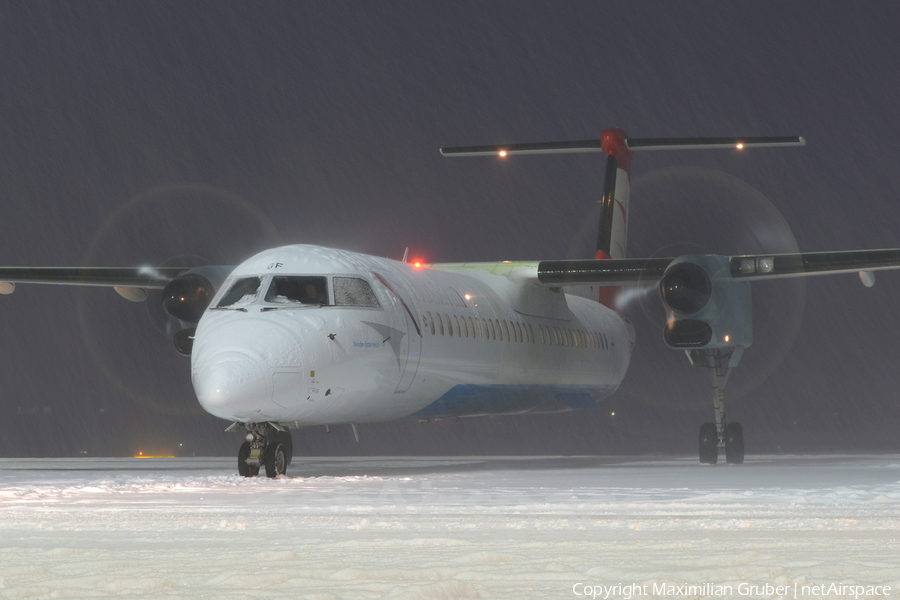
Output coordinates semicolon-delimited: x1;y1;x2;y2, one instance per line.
3;128;900;477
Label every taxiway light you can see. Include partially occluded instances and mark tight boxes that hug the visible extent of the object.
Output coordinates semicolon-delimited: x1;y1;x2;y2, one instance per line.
498;150;508;157
736;143;744;149
724;334;731;342
464;294;472;301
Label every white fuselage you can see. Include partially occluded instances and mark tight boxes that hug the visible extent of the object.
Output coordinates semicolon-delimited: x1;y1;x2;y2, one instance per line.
191;245;635;427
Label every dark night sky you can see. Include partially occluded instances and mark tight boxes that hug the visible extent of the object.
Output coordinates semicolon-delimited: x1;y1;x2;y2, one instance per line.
2;1;900;458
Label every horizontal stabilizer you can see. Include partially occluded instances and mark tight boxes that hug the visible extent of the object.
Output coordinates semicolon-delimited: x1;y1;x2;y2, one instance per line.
441;136;805;157
626;136;806;151
441;139;602;156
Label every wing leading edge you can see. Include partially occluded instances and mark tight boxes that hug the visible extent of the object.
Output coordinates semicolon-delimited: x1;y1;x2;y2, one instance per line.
0;267;190;289
535;249;900;286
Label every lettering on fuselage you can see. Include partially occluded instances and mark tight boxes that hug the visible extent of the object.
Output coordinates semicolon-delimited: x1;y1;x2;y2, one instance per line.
266;262;284;269
353;341;381;348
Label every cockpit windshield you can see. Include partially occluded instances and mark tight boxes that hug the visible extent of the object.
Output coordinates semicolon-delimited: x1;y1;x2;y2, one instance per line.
265;276;329;305
216;277;262;308
211;274;381;311
333;277;380;307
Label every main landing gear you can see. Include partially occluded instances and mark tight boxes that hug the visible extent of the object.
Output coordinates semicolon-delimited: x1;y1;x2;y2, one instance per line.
229;423;294;478
689;348;745;465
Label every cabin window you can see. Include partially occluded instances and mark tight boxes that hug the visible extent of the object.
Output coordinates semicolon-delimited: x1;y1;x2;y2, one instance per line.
488;319;496;340
436;313;445;335
446;314;454;337
427;312;435;335
455;315;466;338
333;277;380;307
217;277;262;308
501;320;509;342
477;318;485;339
466;316;475;338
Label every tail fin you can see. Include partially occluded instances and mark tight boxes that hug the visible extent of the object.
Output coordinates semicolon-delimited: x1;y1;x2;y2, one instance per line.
596;128;633;261
596;129;632;308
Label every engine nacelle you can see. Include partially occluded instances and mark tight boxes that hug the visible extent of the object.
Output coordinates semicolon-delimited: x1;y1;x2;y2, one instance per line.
659;255;752;349
162;266;234;325
162;273;214;324
162;266;234;355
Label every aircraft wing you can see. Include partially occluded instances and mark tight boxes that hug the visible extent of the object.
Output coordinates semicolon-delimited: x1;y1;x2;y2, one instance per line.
535;249;900;286
0;266;189;289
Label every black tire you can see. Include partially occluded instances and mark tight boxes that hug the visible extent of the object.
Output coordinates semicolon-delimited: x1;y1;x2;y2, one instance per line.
699;422;718;465
725;422;745;465
237;441;259;477
265;442;287;478
272;429;293;466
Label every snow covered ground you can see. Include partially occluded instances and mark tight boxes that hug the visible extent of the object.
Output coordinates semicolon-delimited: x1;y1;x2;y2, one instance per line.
1;454;899;599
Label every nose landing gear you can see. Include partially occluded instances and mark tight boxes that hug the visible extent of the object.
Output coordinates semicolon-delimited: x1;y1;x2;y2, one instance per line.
229;423;293;478
264;442;288;478
237;439;261;477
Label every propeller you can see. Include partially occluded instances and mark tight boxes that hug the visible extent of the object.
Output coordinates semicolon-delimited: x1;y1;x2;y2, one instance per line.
618;166;806;409
74;183;280;415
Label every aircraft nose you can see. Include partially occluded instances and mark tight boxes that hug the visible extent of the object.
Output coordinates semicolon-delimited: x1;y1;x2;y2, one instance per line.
193;351;268;420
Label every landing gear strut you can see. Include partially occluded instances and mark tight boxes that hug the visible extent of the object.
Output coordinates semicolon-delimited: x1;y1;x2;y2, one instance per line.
229;423;293;478
689;347;744;465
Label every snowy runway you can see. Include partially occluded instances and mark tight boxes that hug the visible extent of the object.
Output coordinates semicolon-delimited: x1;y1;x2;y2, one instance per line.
1;455;899;599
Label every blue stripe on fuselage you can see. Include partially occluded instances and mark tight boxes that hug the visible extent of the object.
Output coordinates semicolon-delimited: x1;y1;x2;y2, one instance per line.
408;384;615;419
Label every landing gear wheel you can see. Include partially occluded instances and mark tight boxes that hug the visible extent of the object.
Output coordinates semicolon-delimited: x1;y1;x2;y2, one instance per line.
265;442;287;478
238;441;259;477
725;422;745;464
699;422;718;465
272;429;294;466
